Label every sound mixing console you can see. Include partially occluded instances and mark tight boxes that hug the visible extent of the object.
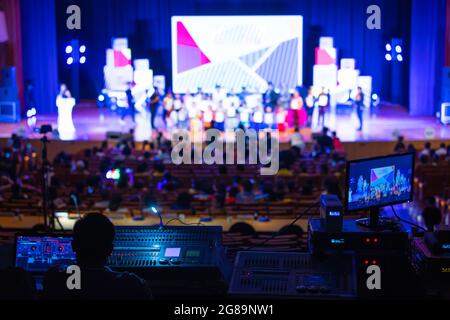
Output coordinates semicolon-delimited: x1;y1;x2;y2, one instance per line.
108;226;229;298
109;225;224;268
229;251;357;299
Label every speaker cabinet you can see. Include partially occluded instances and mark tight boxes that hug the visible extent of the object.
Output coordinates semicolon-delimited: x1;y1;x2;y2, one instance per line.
0;100;20;123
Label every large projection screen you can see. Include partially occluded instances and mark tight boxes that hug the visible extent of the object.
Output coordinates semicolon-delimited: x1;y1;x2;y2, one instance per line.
171;16;303;93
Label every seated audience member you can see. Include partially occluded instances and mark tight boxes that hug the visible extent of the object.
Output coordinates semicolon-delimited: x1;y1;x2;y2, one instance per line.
406;144;416;153
301;179;314;196
414;154;430;171
316;127;334;154
435;143;447;158
229;222;256;236
422;197;442;232
323;176;343;200
299;161;309;176
394;136;406;153
104;193;130;218
43;213;152;300
331;131;344;152
290;127;305;150
319;163;329;176
419;142;432;158
10;183;29;200
236;180;256;204
277;161;294;176
215;183;227;209
171;192;193;210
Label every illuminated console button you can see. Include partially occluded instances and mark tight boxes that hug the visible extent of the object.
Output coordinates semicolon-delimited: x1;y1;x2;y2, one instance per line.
170;258;182;265
295;285;307;293
158;258;169;265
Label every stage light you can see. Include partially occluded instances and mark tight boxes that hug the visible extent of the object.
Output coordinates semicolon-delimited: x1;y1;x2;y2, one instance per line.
80;56;86;64
385;53;392;61
67;57;74;65
397;54;403;62
65;45;73;54
385;43;392;52
79;45;86;53
395;45;402;53
98;94;105;102
371;94;378;101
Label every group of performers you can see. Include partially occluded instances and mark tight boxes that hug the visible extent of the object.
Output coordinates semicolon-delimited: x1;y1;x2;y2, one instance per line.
144;83;332;133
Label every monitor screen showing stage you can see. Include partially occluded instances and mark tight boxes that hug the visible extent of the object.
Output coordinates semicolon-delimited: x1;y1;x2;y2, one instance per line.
171;15;303;93
346;153;415;212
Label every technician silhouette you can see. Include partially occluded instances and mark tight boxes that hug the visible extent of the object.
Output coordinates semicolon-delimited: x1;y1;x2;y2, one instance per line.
43;213;152;300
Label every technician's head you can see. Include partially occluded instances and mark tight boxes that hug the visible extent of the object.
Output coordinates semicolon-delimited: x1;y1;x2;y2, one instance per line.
72;213;115;267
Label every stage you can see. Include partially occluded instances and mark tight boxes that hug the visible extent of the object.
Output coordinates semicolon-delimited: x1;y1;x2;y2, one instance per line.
1;102;448;144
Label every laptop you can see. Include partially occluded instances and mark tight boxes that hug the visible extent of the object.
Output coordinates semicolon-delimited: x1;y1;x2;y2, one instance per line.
14;233;76;290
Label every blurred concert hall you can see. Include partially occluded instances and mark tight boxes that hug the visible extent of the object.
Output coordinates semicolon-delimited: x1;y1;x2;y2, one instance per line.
0;0;449;308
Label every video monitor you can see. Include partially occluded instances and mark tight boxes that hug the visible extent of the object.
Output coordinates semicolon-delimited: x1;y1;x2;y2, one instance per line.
15;234;76;273
345;153;415;212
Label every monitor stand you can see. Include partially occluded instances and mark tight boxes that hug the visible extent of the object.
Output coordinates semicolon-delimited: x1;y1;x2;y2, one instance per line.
356;207;398;231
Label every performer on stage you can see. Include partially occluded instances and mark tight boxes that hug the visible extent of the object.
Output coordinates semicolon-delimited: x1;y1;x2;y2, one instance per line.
238;103;251;129
177;101;188;129
225;102;239;130
203;104;214;130
148;86;161;128
278;84;291;110
152;103;166;131
238;86;249;104
263;82;279;108
212;84;226;106
275;105;288;132
317;87;329;128
56;83;76;139
121;82;136;123
58;83;72;99
263;106;275;130
355;86;365;131
214;105;225;131
287;89;307;129
305;87;315;128
187;98;200;130
163;92;174;118
252;105;264;131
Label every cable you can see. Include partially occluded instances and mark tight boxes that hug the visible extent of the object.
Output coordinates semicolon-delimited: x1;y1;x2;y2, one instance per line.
391;205;427;232
243;200;320;251
165;218;204;226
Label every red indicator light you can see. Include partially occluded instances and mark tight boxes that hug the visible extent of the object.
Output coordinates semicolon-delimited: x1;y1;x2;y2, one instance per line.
364;260;369;265
372;260;377;265
365;238;370;243
374;238;379;243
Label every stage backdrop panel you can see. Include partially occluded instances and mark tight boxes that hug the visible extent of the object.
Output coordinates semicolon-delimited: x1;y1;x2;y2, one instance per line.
171;15;303;93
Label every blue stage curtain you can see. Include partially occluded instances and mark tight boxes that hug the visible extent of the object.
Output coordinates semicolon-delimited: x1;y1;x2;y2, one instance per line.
409;0;446;116
21;0;59;114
